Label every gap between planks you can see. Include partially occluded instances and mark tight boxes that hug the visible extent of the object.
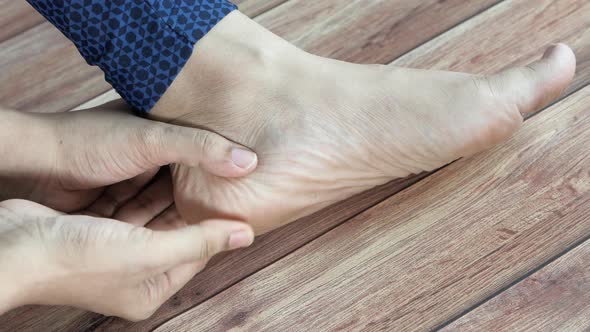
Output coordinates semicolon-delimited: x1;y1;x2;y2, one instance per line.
442;236;590;331
434;202;590;331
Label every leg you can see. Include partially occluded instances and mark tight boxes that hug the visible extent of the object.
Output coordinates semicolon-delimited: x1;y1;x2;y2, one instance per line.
151;12;576;234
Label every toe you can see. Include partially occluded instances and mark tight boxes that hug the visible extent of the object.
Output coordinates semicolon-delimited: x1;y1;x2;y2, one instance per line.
487;43;576;114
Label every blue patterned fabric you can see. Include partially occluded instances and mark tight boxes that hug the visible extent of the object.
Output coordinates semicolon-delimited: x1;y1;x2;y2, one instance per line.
27;0;237;112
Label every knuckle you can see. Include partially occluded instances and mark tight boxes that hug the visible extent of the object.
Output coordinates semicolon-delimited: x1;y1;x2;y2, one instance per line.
195;130;216;158
135;123;168;157
137;123;163;145
193;130;222;158
197;227;225;260
198;233;214;259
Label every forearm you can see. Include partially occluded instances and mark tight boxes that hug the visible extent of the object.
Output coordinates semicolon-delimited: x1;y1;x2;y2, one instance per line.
0;109;57;201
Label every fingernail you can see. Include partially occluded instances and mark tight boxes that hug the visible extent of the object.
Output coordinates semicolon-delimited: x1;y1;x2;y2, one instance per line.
231;148;257;170
228;230;254;250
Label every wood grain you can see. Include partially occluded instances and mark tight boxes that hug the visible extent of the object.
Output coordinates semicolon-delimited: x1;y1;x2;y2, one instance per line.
443;240;590;332
393;0;590;95
0;1;44;41
0;22;110;114
255;0;501;63
1;0;588;331
3;0;588;330
237;0;290;17
156;85;590;332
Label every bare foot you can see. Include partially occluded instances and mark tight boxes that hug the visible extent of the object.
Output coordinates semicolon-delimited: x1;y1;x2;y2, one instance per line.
152;11;576;234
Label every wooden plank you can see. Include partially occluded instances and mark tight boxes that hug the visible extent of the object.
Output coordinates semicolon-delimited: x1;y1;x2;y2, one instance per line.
237;0;290;17
2;0;588;331
443;240;590;332
0;1;44;42
155;85;590;331
393;0;590;95
0;23;110;113
256;0;500;63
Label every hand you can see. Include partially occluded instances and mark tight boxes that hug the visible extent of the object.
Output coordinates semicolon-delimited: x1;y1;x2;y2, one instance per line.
0;100;258;214
0;199;254;321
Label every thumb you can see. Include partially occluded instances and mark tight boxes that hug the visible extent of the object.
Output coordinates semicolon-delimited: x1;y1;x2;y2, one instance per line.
146;123;258;177
141;220;255;268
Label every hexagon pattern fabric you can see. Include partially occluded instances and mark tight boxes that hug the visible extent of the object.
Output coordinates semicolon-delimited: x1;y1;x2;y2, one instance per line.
27;0;237;112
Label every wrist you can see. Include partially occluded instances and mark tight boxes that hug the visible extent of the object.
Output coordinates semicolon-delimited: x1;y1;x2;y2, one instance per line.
0;109;59;201
150;11;303;124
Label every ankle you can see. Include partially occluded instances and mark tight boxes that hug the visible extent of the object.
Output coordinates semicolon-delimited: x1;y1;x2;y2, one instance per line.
150;11;303;124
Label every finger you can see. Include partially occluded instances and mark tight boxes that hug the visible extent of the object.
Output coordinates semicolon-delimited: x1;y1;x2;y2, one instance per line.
85;168;159;217
141;219;254;268
113;171;174;226
131;207;207;313
143;124;258;177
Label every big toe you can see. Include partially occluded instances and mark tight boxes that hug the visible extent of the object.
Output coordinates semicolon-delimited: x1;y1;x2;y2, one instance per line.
488;43;576;114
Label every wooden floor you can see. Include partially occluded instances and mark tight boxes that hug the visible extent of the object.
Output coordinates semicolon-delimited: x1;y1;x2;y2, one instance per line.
1;0;589;331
